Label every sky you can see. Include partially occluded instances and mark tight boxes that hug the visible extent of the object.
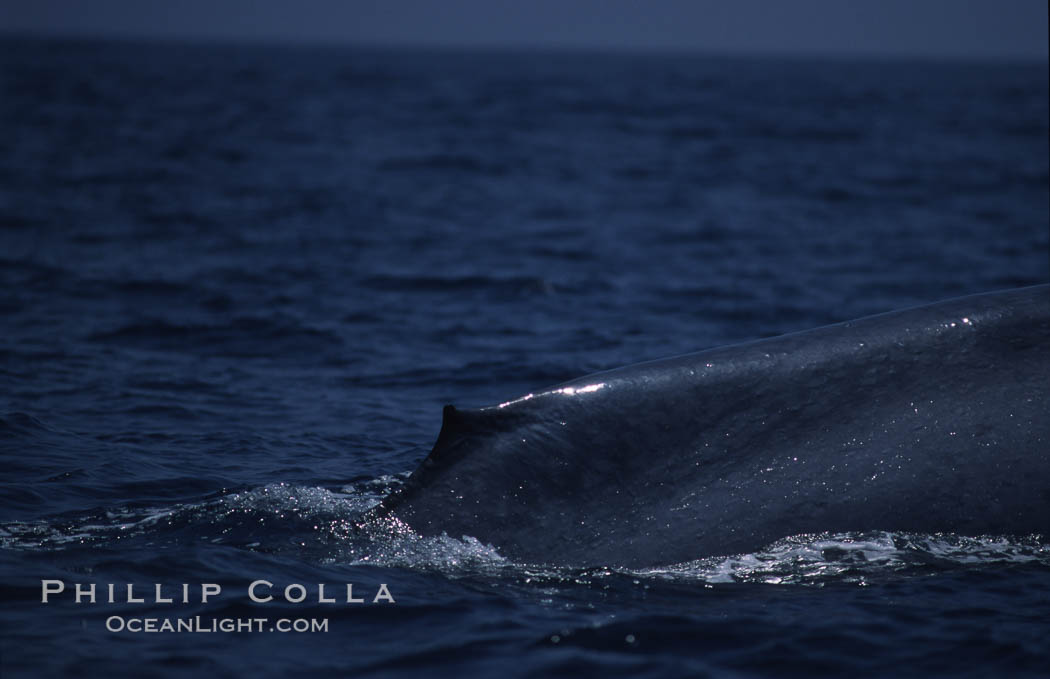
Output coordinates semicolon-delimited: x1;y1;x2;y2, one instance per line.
1;0;1047;60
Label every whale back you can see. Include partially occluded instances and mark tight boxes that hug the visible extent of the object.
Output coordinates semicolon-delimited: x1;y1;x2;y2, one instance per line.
378;286;1050;567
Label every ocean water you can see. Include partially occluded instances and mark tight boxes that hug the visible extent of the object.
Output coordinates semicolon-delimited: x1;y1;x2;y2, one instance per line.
1;36;1048;677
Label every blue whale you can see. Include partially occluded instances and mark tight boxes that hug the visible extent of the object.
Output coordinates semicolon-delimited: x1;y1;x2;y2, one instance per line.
377;285;1050;567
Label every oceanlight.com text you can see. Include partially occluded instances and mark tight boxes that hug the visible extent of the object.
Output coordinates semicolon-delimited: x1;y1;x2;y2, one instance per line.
105;616;329;633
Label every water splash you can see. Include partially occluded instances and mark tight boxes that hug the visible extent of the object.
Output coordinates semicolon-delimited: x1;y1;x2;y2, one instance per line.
2;479;1045;585
640;531;1050;585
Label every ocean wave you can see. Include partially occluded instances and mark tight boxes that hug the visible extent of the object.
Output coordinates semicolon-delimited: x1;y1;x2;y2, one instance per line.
640;532;1050;585
378;154;509;176
3;480;1045;586
359;273;557;296
86;315;343;358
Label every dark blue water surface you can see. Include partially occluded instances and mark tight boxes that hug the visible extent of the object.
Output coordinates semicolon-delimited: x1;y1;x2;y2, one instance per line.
1;36;1048;677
